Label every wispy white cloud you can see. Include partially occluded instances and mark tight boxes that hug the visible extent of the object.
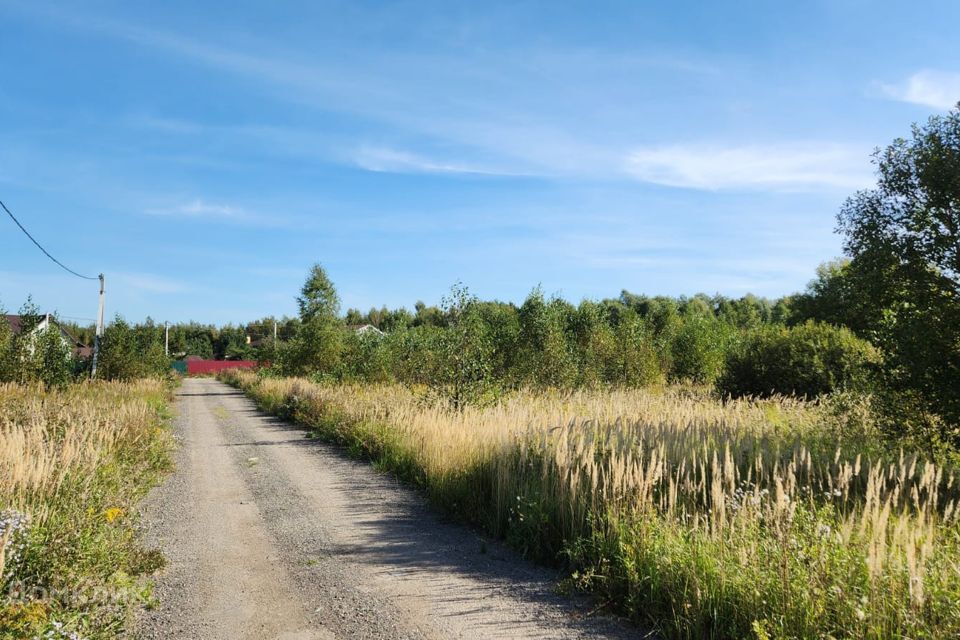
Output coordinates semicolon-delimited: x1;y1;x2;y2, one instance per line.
8;4;883;196
145;199;253;221
623;143;872;191
351;145;527;176
141;196;329;230
13;5;719;181
881;70;960;110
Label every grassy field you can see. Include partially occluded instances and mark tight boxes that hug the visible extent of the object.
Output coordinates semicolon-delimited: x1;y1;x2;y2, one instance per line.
0;380;174;639
223;369;960;639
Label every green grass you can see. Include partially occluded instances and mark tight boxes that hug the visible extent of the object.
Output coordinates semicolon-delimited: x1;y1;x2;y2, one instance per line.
0;380;175;639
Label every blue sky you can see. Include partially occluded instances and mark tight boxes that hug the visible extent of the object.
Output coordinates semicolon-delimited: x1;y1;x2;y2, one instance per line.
1;1;958;325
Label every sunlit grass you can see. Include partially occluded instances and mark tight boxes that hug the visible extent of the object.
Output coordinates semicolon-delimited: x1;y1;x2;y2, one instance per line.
0;380;173;639
224;369;960;639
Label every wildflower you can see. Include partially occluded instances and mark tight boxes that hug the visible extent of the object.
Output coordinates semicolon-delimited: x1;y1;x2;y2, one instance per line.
0;509;31;581
103;508;124;523
44;620;83;640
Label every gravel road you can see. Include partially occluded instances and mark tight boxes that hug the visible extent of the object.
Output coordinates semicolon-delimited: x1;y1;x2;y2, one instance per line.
134;377;638;639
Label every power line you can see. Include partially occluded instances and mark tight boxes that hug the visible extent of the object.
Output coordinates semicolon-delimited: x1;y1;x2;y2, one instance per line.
1;199;99;280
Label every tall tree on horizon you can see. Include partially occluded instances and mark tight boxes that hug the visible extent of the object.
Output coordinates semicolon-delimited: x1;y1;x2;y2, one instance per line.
838;104;960;447
282;263;344;376
297;263;341;323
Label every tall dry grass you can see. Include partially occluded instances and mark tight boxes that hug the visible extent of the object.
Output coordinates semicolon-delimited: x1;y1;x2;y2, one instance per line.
0;380;173;638
225;369;960;638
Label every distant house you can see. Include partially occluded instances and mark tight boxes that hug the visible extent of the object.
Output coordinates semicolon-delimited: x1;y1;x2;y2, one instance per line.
4;314;92;359
350;324;385;337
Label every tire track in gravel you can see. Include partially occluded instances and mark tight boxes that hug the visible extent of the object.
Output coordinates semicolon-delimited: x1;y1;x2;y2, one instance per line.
136;377;637;640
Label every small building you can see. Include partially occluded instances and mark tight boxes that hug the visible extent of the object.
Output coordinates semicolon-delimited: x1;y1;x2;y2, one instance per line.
4;314;92;359
350;324;385;337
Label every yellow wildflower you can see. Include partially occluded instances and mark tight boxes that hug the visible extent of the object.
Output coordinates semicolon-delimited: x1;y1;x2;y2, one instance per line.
104;507;124;523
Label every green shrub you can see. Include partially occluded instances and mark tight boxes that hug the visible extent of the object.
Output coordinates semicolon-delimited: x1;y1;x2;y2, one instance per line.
608;312;663;387
274;317;344;377
514;289;578;388
382;325;445;385
96;317;169;381
339;331;393;383
669;315;731;384
29;324;73;388
717;321;879;398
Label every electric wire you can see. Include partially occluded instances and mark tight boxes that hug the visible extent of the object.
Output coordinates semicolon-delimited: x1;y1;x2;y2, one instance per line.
1;199;99;280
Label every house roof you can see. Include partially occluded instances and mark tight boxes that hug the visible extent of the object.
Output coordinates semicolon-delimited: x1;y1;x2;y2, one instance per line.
4;314;89;349
4;314;24;334
348;324;385;336
58;323;87;348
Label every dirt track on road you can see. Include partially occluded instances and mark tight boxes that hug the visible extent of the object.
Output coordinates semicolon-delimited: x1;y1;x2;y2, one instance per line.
135;377;635;640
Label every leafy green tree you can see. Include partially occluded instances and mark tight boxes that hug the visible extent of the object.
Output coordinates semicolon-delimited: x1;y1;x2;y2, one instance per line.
0;300;74;385
254;336;279;368
297;263;340;323
516;288;577;388
96;317;169;380
7;299;43;383
97;317;138;380
837;105;960;446
571;300;615;386
790;259;877;333
9;298;43;380
344;308;365;326
670;313;730;384
379;307;414;332
715;294;769;329
473;301;520;381
279;264;344;376
215;324;253;360
644;297;683;374
278;317;344;377
166;322;215;359
339;330;392;382
434;283;495;409
609;310;663;387
413;301;446;327
385;325;444;385
770;297;793;324
33;322;72;388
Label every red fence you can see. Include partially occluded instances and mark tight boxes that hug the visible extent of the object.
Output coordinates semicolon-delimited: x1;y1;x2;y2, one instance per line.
185;360;257;375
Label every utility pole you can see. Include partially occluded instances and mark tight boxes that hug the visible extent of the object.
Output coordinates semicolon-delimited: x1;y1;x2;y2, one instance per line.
165;321;169;356
90;273;105;379
273;320;278;342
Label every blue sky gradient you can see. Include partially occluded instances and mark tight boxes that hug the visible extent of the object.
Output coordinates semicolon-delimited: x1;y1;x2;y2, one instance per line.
2;1;958;324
